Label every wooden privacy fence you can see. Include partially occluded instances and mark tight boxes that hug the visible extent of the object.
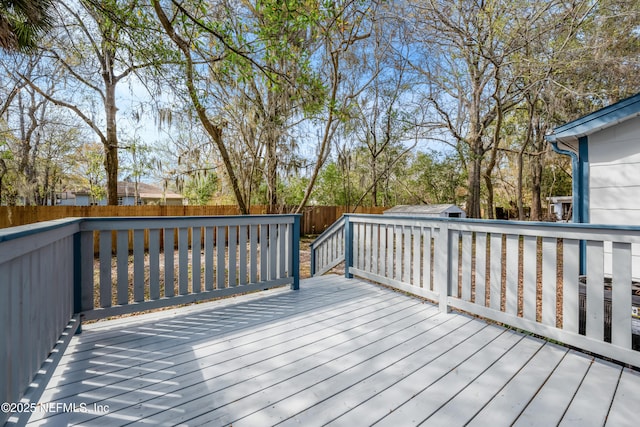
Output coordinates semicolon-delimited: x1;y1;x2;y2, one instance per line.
311;214;640;368
0;205;386;235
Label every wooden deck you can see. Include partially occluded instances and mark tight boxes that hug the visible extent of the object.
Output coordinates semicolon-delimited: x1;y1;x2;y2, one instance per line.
26;275;639;427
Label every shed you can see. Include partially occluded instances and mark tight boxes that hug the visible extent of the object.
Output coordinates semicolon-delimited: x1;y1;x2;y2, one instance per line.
384;204;466;218
547;92;640;278
546;196;573;222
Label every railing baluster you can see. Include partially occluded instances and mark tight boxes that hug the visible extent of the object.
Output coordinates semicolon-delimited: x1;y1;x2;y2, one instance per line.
505;234;519;314
116;230;128;305
395;225;402;282
164;228;175;297
475;232;487;306
365;223;372;273
379;224;386;277
423;227;432;291
489;233;502;311
260;224;268;282
562;239;580;334
229;225;237;286
450;231;460;298
462;231;473;301
99;231;112;308
403;226;411;284
192;226;202;293
178;228;189;295
586;240;605;340
218;225;227;289
80;230;94;312
238;225;248;285
412;226;421;286
133;229;145;302
205;227;214;291
149;229;160;300
250;224;258;282
277;224;285;279
386;225;394;279
523;235;537;321
542;237;557;326
269;224;277;280
612;242;632;348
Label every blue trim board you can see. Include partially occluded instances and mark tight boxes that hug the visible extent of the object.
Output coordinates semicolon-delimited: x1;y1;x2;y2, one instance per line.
547;92;640;142
344;216;353;279
577;136;589;275
577;136;589;224
291;215;301;290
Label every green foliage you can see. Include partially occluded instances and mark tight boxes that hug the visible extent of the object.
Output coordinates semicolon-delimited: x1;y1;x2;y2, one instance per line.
312;163;349;205
182;173;218;205
0;0;54;51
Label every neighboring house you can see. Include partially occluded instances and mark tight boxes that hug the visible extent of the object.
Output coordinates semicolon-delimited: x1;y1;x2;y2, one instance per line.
547;92;640;277
56;182;185;206
384;204;466;218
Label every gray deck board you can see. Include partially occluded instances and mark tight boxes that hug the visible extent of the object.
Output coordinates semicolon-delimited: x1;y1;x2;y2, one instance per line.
24;275;640;427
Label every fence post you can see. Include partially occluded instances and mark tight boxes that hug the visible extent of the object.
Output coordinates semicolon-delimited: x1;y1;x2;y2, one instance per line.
344;215;353;279
435;222;451;313
291;215;301;290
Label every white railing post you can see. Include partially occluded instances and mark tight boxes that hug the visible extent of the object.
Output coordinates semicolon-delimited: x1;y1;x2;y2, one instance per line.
435;222;451;313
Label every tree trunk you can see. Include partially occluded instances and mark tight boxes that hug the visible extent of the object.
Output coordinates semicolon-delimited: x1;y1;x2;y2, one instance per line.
466;139;483;218
153;0;249;214
371;154;378;207
516;150;525;220
104;73;119;205
529;134;546;221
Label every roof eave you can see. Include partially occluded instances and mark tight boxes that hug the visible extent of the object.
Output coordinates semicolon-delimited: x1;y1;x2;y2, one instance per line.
546;93;640;144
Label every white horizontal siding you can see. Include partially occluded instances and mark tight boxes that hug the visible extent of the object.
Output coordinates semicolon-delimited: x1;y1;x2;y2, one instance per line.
599;241;640;282
588;115;640;220
590;189;640;214
588;116;640;279
589;116;640;164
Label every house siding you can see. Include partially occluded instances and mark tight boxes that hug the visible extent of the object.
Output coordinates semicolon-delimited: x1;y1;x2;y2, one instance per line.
588;116;640;225
587;115;640;278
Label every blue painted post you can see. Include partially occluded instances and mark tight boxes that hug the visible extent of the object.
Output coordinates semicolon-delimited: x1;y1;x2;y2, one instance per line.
578;136;589;276
344;215;353;279
291;215;301;290
310;240;316;277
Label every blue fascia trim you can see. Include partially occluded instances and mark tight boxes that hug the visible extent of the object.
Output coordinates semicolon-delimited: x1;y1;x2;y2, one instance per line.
550;92;640;141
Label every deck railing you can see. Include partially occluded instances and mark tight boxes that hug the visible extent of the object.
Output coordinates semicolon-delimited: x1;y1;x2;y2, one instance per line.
309;215;345;276
311;214;640;367
0;214;300;425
